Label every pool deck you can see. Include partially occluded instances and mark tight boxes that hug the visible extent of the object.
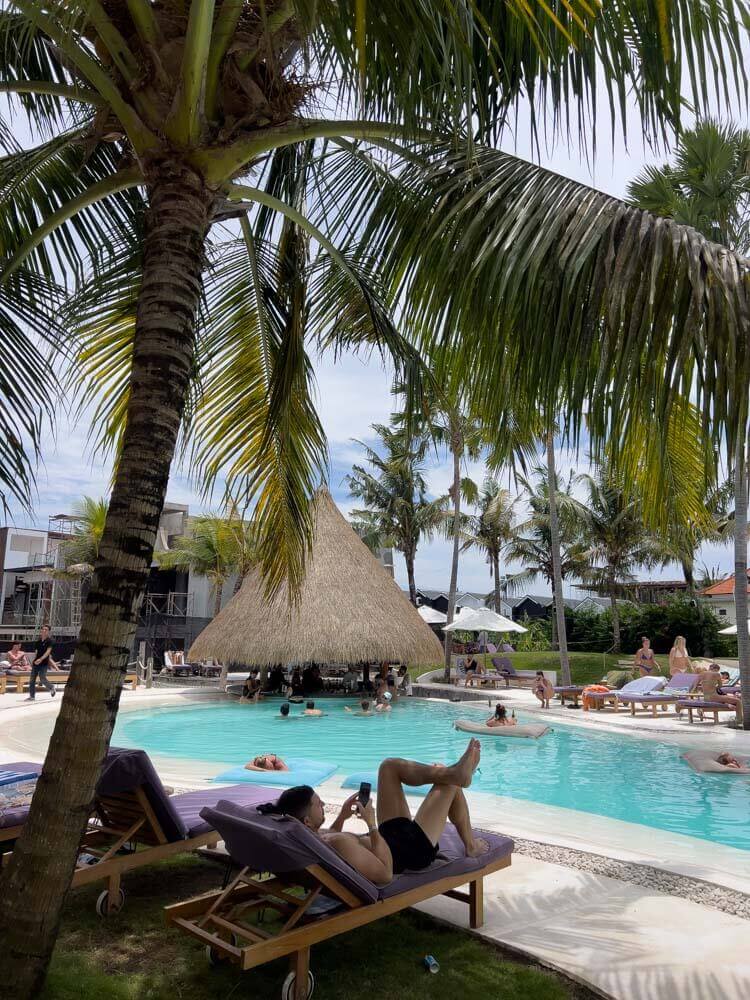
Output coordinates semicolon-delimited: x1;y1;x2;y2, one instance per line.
2;685;750;999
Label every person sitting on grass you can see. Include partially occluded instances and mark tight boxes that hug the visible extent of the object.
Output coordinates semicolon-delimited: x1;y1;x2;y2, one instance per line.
345;699;373;716
256;740;488;883
303;700;323;716
245;754;289;772
533;671;554;708
486;703;516;727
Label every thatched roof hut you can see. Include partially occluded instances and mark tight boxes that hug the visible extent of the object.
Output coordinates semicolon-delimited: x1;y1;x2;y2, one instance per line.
189;489;442;667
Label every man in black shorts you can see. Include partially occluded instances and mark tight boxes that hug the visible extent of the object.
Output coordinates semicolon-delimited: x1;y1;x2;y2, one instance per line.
261;740;488;885
25;624;57;701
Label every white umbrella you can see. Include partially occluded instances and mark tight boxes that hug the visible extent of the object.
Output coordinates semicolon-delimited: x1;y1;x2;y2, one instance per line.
442;607;527;634
418;605;448;625
719;619;750;635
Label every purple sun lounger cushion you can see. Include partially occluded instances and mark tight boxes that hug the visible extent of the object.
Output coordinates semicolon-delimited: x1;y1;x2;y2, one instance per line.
0;762;42;830
0;762;42;788
677;699;739;711
617;675;697;704
200;799;514;904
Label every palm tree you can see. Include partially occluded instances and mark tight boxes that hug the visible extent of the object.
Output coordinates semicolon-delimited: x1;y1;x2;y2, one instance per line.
576;467;652;651
629;120;750;729
1;5;748;992
506;460;588;684
347;423;447;604
459;478;516;614
59;496;109;567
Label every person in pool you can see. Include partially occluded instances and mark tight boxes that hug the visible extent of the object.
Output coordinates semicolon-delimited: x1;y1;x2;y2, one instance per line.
634;637;657;676
486;703;516;727
344;699;373;716
303;700;323;716
279;703;291;718
245;754;290;772
256;740;488;883
717;752;743;769
533;671;554;708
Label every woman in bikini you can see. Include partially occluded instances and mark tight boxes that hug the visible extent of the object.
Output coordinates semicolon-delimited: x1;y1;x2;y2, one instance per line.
245;754;289;772
486;703;517;727
634;636;657;676
668;636;691;677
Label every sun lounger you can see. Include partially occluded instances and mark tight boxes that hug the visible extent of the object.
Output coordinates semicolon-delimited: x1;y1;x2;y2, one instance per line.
676;700;741;724
166;799;513;998
584;676;666;711
553;684;585;706
0;670;137;694
0;748;275;915
616;673;699;716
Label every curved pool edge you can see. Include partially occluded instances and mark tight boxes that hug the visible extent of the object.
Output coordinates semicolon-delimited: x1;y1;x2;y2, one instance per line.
2;687;750;894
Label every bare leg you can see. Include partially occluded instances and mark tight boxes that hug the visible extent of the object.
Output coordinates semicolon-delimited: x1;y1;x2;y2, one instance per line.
415;785;489;856
376;741;481;825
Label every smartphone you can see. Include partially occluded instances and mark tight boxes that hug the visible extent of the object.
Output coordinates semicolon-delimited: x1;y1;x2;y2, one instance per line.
357;781;371;807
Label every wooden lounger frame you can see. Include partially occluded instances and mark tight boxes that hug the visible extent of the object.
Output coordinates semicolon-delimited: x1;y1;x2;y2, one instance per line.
0;671;137;694
165;852;512;999
1;784;218;913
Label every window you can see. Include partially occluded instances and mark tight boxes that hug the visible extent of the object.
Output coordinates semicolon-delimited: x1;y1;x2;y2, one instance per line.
718;609;727;617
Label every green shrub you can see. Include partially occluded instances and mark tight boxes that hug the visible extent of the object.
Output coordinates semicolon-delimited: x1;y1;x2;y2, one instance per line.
513;615;551;652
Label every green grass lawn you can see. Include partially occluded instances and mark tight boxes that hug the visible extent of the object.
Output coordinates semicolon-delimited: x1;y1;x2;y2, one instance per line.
42;856;593;1000
412;651;669;686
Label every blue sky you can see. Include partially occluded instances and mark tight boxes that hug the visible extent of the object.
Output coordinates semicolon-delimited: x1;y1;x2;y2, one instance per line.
3;89;738;597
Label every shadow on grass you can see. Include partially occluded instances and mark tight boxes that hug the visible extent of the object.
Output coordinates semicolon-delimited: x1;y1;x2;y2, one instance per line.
42;856;592;1000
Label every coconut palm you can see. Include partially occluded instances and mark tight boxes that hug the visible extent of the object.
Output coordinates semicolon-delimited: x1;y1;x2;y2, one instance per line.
576;467;652;651
629;119;750;728
506;461;588;683
459;478;516;614
347;423;447;604
59;496;109;567
1;4;749;992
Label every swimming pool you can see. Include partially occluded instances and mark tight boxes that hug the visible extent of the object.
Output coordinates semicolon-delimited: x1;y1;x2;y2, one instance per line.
116;698;750;852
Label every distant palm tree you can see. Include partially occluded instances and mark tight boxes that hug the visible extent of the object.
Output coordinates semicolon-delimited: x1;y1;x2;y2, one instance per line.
576;467;652;651
506;462;587;682
347;423;447;605
629;119;750;728
60;497;109;567
459;479;516;614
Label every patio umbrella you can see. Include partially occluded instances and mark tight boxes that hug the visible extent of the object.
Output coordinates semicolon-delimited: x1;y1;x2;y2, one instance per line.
442;607;527;634
718;620;750;635
418;605;448;625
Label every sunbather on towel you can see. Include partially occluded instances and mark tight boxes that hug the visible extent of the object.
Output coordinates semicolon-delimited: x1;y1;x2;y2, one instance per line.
257;740;488;885
245;754;290;772
486;704;516;727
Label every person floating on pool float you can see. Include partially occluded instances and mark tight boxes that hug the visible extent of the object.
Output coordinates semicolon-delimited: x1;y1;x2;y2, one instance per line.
345;699;373;716
256;739;489;883
486;703;517;728
634;636;657;676
303;700;323;716
245;754;289;772
716;752;743;769
533;671;554;708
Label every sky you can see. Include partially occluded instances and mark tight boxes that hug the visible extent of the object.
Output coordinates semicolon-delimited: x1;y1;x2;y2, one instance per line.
3;57;740;599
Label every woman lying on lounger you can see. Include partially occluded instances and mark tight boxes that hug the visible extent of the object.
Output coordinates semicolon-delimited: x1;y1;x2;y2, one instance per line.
245;754;290;772
485;704;516;728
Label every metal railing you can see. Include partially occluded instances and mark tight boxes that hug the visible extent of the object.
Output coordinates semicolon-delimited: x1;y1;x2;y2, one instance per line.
140;592;195;618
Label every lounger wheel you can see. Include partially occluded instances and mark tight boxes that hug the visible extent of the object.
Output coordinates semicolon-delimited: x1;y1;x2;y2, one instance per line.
281;970;315;1000
95;887;125;917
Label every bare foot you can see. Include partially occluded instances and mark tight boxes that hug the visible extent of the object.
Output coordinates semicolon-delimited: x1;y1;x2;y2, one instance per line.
466;837;490;858
450;739;481;787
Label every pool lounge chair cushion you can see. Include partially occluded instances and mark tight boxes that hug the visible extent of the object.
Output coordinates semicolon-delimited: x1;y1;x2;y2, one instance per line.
677;699;738;712
200;799;514;903
0;763;42;787
618;674;699;703
682;751;750;774
213;758;337;787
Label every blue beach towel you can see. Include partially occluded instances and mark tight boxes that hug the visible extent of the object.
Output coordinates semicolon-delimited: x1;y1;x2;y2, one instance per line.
213;757;337;787
0;769;38;787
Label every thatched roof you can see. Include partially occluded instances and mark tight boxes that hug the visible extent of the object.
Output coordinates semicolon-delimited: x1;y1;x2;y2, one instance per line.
189;489;443;667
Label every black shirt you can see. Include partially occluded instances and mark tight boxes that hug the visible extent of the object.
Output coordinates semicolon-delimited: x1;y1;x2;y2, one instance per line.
34;636;53;666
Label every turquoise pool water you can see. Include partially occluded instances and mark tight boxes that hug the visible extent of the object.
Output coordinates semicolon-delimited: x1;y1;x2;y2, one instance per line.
116;699;750;852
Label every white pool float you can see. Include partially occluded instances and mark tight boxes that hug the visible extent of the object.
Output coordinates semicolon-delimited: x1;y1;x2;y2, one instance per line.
455;719;550;739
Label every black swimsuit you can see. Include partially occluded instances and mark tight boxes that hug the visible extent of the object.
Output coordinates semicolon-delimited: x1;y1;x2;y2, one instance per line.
378;818;439;873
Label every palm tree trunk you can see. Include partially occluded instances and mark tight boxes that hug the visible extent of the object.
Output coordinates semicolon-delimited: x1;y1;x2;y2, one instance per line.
492;551;502;612
0;165;214;999
406;549;418;606
444;442;462;681
546;428;571;686
213;581;224;619
734;438;749;729
609;575;621;652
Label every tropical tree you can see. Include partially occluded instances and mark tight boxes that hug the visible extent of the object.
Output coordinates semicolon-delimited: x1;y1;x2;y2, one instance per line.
1;4;749;993
506;460;588;683
459;478;516;614
576;466;652;651
629;119;750;728
58;496;109;567
347;423;447;604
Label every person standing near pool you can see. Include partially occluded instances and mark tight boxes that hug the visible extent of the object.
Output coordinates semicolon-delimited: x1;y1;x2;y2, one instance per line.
24;624;57;701
533;671;554;708
634;637;657;675
668;636;692;676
